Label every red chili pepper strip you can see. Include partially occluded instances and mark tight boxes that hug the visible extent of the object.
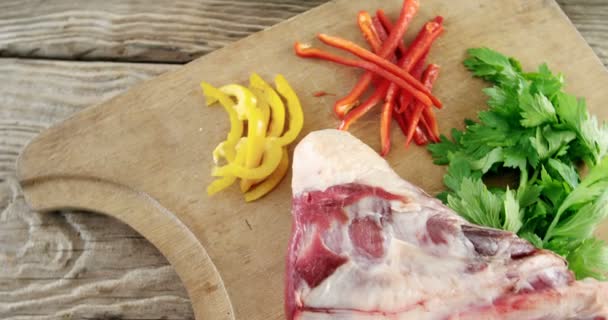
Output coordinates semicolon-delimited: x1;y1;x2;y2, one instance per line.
358;12;385;86
398;17;444;85
397;50;429;113
422;105;441;142
378;16;441;123
394;100;429;145
358;11;382;54
317;33;441;109
413;127;430;145
376;9;407;56
380;94;393;156
339;81;391;131
406;64;440;146
372;16;389;44
333;0;419;118
294;42;434;109
385;17;443;117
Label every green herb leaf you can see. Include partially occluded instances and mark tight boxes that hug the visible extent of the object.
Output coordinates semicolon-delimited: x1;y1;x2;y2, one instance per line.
447;178;503;229
551;190;608;240
565;238;608;280
503;188;522;233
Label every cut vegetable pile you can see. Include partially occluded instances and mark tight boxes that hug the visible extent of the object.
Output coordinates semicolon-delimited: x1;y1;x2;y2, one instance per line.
201;73;303;202
295;0;444;156
429;48;608;280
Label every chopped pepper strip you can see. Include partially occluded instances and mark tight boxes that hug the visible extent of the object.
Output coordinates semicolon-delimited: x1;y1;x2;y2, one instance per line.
220;84;257;120
339;80;391;131
240;105;267;192
212;139;282;179
201;82;243;163
376;10;407;56
317;33;441;108
396;49;429;113
333;0;419;118
274;74;304;146
249;73;286;137
294;43;434;109
406;63;441;146
244;147;289;202
207;139;247;195
250;87;271;131
358;11;383;54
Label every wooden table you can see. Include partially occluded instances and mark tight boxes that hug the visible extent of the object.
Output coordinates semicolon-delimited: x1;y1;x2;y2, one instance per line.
1;0;606;319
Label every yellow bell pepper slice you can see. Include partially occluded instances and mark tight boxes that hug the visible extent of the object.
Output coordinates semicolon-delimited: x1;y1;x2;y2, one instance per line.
212;139;282;179
240;87;272;192
244;147;289;202
240;106;267;192
250;73;285;137
201;82;243;163
207;139;247;195
220;84;257;120
274;75;304;146
250;87;271;131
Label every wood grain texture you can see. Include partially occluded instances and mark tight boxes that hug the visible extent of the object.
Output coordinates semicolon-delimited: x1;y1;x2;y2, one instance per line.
13;0;608;319
1;0;607;319
558;0;608;65
0;59;191;319
0;0;328;62
0;0;606;64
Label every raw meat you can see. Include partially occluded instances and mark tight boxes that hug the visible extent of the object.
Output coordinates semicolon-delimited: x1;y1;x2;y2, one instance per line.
285;129;608;320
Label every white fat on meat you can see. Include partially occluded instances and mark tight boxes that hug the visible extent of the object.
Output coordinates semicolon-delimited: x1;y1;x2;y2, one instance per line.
285;129;608;320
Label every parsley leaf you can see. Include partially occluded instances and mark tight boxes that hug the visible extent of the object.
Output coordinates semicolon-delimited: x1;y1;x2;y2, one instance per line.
431;47;608;280
503;188;523;233
519;92;557;127
447;178;503;229
564;238;608;280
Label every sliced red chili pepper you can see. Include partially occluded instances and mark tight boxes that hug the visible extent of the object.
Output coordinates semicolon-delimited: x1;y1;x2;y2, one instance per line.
398;17;444;86
413;126;430;145
422;105;441;142
317;33;441;109
380;95;393;156
395;98;429;145
375;17;439;156
339;80;391;131
397;50;428;113
333;0;419;118
358;11;382;54
313;91;334;97
376;9;407;56
382;17;443;120
358;11;385;87
406;63;441;146
294;42;434;109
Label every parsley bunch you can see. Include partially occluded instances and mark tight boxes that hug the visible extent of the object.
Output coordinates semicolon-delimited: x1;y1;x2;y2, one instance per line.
429;48;608;280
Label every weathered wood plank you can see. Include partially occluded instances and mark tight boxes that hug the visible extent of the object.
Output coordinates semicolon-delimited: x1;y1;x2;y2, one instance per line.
0;0;328;62
558;0;608;64
0;0;606;64
0;59;191;319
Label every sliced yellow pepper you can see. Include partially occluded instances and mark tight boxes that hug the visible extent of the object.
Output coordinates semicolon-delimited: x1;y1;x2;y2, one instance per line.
274;75;304;146
240;87;270;192
250;73;286;137
220;84;257;120
240;105;267;192
244;147;289;202
250;87;271;130
201;82;243;163
204;73;303;201
212;139;282;179
207;138;247;195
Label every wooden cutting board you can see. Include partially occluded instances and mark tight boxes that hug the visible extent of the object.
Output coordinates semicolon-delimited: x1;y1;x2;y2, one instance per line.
16;0;608;319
